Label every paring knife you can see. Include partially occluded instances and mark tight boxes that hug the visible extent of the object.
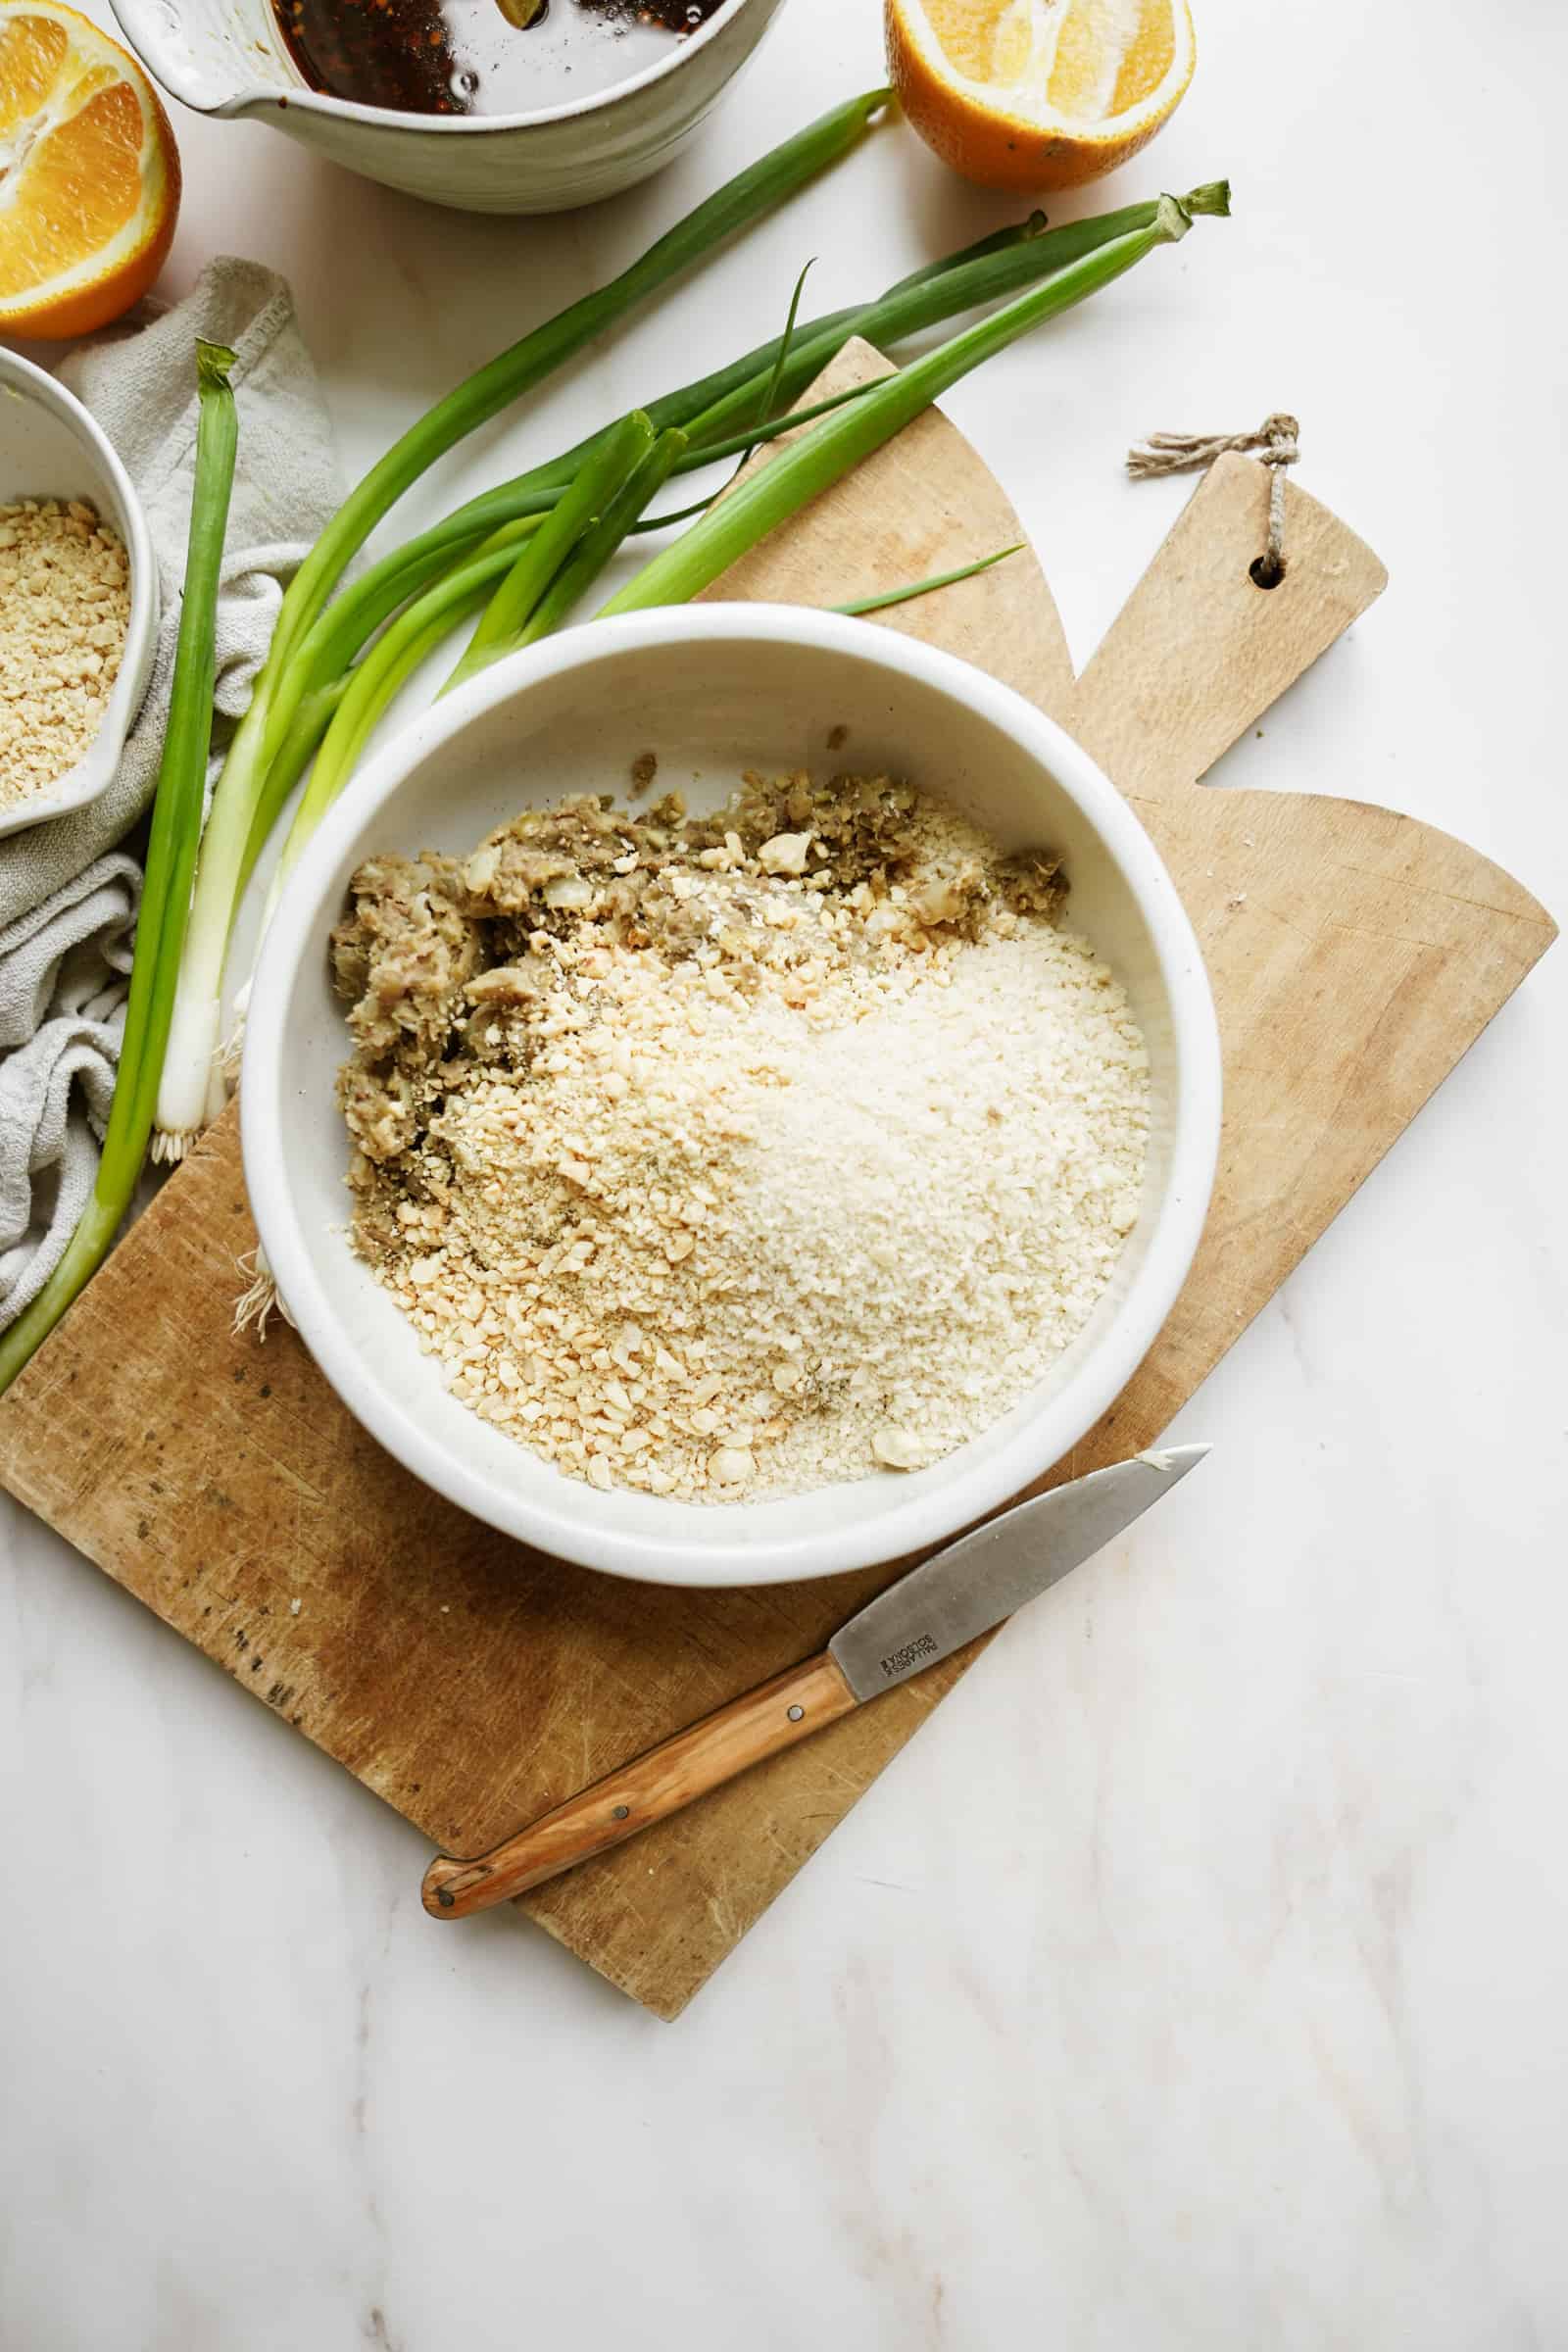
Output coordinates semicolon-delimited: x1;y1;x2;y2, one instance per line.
421;1445;1209;1920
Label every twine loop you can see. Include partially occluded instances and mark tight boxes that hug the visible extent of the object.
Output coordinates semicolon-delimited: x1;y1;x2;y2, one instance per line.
1126;413;1300;587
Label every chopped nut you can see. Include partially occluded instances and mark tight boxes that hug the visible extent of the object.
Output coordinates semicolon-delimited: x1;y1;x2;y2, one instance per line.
758;830;811;876
872;1428;923;1471
708;1446;755;1486
0;497;130;809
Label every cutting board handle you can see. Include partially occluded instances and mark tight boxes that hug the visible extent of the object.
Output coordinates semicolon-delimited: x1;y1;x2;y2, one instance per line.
422;1650;858;1920
1063;454;1389;808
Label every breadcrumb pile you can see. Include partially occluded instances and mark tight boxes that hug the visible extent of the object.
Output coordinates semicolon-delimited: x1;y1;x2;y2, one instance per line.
0;499;130;809
333;773;1150;1502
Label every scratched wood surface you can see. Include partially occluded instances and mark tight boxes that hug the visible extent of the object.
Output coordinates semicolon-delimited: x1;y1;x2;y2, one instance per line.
0;350;1552;2019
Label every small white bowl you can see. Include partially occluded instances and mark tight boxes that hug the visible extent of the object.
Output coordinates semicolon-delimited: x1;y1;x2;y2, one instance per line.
243;607;1221;1588
111;0;790;215
0;349;159;844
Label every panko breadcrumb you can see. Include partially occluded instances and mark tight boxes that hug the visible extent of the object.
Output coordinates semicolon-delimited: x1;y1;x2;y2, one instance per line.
333;772;1150;1502
0;499;130;809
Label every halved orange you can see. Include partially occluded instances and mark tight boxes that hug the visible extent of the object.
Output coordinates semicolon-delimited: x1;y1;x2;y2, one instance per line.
0;0;180;339
887;0;1196;192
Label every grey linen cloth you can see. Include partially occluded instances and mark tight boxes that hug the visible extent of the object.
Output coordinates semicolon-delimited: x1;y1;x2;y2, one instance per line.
0;258;341;1332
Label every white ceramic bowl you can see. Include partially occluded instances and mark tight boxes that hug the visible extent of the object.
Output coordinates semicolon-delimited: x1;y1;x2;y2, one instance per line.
0;350;158;844
243;607;1221;1588
111;0;789;214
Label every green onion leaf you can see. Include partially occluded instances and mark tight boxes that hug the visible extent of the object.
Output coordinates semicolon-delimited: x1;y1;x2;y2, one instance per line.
284;184;1219;730
272;86;890;676
0;341;239;1393
444;412;656;696
833;543;1024;616
602;196;1207;618
276;517;548;886
751;258;815;441
513;428;686;649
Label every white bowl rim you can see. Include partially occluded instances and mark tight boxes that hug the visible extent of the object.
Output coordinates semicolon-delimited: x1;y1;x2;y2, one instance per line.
129;0;778;135
0;346;159;840
242;603;1222;1589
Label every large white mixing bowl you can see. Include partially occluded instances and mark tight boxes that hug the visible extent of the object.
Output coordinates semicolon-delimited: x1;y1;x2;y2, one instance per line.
242;605;1221;1587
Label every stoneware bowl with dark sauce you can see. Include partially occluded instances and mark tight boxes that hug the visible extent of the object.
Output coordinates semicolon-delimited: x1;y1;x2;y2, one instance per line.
109;0;791;213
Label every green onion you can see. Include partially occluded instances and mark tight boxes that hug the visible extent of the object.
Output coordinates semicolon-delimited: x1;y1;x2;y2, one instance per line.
746;258;815;453
467;212;1057;512
509;428;686;651
387;178;1229;572
238;677;351;897
627;487;720;536
247;189;1225;867
264;428;688;879
277;427;686;861
444;412;656;697
667;183;1229;461
833;543;1024;616
259;535;482;770
274;87;890;679
287;373;876;641
300;187;1215;683
603;196;1206;620
277;184;1226;743
880;211;1048;296
262;186;1226;904
0;342;239;1394
155;86;890;1157
275;518;548;890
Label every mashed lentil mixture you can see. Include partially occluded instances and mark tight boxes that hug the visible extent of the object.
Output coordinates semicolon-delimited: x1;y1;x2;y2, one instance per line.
334;772;1150;1501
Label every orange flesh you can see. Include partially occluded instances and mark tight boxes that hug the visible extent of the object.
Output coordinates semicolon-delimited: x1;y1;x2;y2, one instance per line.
919;0;1176;122
920;0;1020;80
0;14;68;128
0;14;161;305
1105;3;1173;113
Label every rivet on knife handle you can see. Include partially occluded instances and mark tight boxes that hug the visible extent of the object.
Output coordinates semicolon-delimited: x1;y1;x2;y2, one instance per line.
421;1652;857;1920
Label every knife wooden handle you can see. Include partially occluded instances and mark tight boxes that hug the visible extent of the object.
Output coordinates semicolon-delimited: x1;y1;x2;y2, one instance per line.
421;1650;857;1920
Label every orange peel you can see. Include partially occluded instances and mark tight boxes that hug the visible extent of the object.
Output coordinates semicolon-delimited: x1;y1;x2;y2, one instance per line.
887;0;1196;192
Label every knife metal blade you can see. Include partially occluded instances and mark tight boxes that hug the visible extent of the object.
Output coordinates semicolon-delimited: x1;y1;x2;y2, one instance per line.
828;1444;1210;1700
422;1444;1209;1919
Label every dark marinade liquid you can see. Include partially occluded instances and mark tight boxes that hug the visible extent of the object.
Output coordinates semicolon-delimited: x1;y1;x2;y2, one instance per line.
272;0;732;117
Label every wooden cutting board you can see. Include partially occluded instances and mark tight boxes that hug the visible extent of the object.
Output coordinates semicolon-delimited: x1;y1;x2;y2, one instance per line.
0;349;1552;2019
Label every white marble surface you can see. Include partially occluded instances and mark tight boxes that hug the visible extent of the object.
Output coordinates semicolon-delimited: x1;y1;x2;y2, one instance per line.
4;3;1567;2344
